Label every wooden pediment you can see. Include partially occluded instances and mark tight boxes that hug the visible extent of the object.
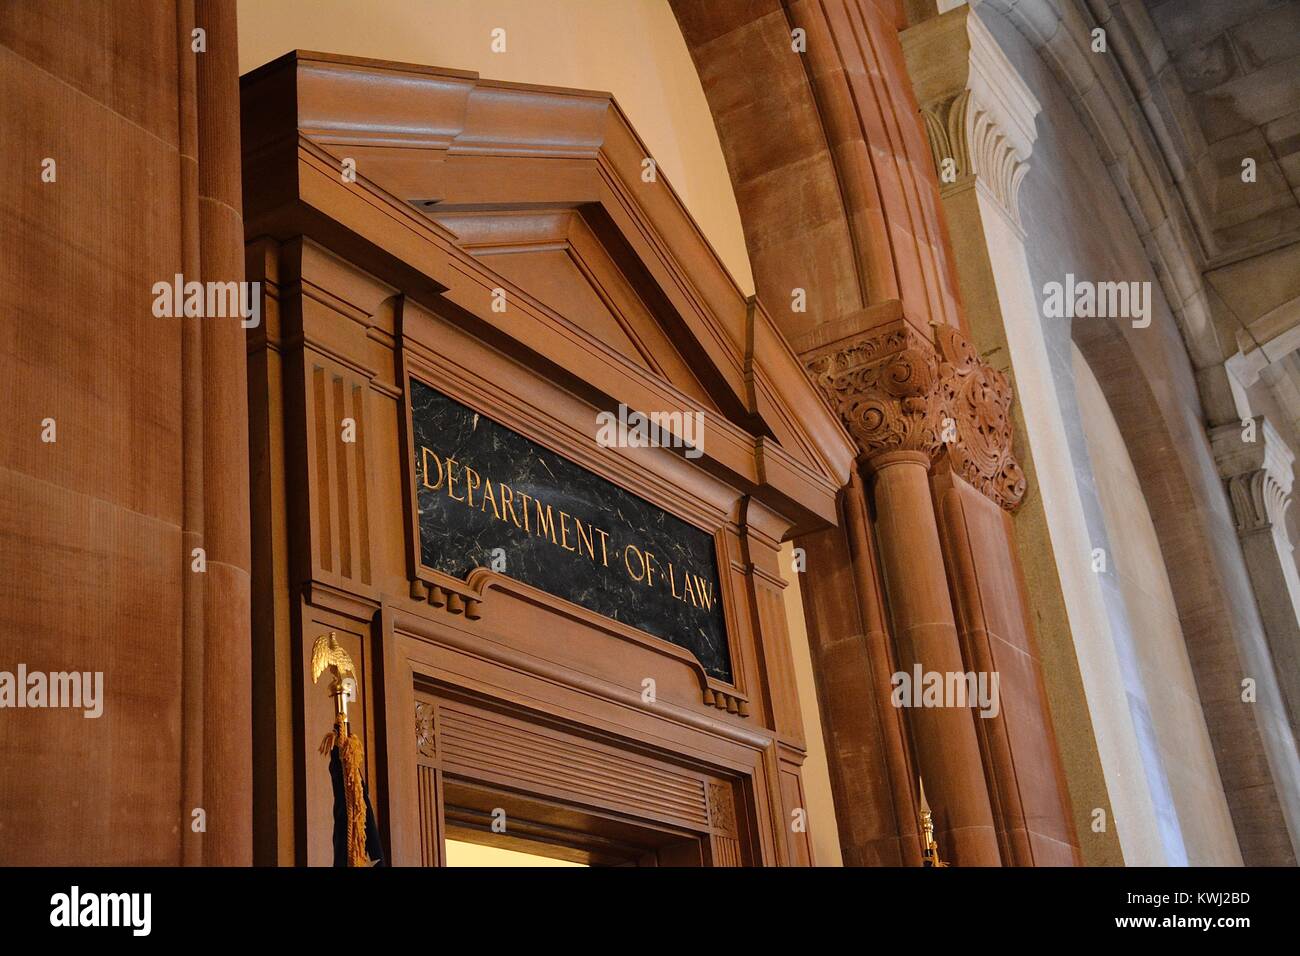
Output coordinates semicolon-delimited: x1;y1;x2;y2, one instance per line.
241;51;855;531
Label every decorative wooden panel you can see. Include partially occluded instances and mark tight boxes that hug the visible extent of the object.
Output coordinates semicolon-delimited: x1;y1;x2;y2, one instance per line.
707;781;737;834
712;837;743;867
437;704;709;830
707;779;743;866
308;360;373;587
417;764;441;867
415;700;437;760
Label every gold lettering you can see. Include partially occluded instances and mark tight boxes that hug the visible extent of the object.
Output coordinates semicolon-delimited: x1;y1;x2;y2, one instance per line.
694;574;715;610
681;571;698;607
499;482;521;528
421;437;715;614
573;517;595;561
464;466;481;508
518;491;532;532
534;500;557;543
420;447;444;490
624;544;647;583
480;477;502;520
446;458;464;502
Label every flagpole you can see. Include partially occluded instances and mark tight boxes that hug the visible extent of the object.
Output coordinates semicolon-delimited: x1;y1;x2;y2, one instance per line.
312;632;372;867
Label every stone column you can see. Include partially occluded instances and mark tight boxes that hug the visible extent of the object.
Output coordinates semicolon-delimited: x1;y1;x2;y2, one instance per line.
1212;417;1300;742
806;307;1002;866
674;0;1076;864
796;478;923;866
901;4;1139;866
195;0;254;869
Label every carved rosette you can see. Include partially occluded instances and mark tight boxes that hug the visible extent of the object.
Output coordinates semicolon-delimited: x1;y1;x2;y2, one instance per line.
807;320;1026;511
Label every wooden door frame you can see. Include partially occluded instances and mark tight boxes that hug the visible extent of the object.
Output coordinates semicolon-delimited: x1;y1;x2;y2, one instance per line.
376;606;763;866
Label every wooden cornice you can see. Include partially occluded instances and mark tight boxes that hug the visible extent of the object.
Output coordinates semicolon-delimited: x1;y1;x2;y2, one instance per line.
241;51;856;532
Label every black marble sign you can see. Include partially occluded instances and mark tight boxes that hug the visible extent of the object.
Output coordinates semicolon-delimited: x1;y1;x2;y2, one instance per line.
409;378;732;682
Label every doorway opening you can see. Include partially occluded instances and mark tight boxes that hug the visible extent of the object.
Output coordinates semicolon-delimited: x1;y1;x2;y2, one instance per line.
442;778;707;867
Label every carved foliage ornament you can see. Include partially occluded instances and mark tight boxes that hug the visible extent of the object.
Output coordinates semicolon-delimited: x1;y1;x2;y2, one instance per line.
806;323;946;457
415;700;436;759
707;781;737;837
1225;469;1290;536
923;90;1030;229
807;321;1026;510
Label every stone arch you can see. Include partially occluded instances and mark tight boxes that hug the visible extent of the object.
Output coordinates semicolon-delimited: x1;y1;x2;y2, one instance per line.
670;0;965;347
1070;339;1239;865
671;1;1085;867
1072;315;1297;864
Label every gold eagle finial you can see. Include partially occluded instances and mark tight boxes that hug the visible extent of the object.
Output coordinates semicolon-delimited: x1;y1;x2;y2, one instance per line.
311;631;355;687
311;631;358;728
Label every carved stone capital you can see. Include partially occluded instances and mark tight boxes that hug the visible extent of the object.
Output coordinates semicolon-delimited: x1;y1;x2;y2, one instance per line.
933;324;1027;510
920;90;1032;228
1211;416;1295;536
805;319;945;458
806;319;1026;510
902;6;1041;230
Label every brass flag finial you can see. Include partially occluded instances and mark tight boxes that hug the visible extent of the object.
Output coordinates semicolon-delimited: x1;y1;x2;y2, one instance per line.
312;630;356;728
312;631;375;866
919;777;949;868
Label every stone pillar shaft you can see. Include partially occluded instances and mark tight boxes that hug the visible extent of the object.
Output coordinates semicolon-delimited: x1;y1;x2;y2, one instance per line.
901;2;1114;865
869;452;1001;864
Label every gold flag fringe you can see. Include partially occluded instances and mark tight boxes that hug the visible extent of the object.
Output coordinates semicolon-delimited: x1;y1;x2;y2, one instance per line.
321;718;372;867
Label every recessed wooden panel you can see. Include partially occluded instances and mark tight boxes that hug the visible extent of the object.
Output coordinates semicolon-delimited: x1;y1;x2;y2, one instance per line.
417;764;442;867
306;359;374;588
436;701;709;831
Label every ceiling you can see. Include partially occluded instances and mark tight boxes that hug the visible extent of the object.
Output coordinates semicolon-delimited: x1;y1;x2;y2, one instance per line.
1145;0;1300;259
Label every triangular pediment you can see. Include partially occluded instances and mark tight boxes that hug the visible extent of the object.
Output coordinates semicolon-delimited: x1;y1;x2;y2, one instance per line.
240;51;855;529
430;205;724;414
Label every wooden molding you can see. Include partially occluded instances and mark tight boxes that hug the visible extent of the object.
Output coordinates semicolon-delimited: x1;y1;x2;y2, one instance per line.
241;51;836;866
241;50;856;532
